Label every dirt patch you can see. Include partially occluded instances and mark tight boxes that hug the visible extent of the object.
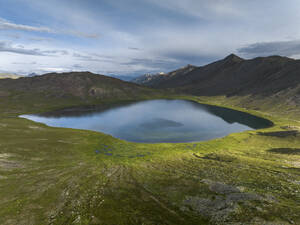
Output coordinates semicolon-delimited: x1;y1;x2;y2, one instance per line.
0;160;22;170
291;180;300;185
267;148;300;155
202;179;242;194
28;126;43;129
258;130;299;138
0;153;13;159
289;161;300;168
182;195;238;223
0;153;23;170
182;180;272;224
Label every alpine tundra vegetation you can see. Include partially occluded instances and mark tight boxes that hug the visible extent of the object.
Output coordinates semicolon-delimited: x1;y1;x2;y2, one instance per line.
1;0;300;224
0;65;300;224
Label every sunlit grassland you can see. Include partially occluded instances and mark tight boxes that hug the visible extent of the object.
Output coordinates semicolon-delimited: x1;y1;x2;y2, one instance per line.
0;94;299;224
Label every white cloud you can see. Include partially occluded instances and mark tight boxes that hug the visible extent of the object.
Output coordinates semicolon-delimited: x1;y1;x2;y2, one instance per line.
144;0;244;20
0;17;100;39
0;41;46;56
0;41;69;56
39;67;67;73
0;18;52;33
2;0;300;76
238;40;300;57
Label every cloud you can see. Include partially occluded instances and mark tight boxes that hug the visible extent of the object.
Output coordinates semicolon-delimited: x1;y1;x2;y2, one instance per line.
0;41;46;56
0;41;68;56
5;33;21;39
144;0;243;20
78;33;100;39
29;37;53;42
0;17;100;39
238;40;300;57
12;61;37;65
72;64;83;69
121;56;178;67
128;47;141;51
0;18;52;33
73;53;114;62
2;0;300;76
43;50;69;55
38;67;68;73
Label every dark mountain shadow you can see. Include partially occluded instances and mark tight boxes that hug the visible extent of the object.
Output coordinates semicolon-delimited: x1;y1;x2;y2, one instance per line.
189;101;273;129
39;101;140;118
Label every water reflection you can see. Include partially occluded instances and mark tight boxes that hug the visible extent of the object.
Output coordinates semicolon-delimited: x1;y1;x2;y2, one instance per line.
20;100;272;143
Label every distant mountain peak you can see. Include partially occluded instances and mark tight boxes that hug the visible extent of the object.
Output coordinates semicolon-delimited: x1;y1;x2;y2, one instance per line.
224;54;244;62
180;64;197;70
27;73;38;77
133;54;300;108
184;64;196;68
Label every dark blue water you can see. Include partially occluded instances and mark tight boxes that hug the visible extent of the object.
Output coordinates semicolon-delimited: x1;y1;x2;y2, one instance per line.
20;100;272;143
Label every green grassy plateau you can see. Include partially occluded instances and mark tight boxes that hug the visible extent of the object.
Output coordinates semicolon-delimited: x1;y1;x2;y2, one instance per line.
0;94;300;225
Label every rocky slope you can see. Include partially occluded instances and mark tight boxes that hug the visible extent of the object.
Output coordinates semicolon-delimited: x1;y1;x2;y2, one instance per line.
132;65;197;87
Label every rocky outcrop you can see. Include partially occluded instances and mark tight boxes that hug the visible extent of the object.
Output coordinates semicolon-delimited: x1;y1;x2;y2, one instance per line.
182;179;276;224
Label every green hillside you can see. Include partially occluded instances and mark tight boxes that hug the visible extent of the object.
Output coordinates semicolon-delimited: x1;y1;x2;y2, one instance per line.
0;71;299;225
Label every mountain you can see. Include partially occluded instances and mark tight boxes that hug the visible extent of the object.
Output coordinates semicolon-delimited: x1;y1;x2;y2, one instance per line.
109;74;137;81
27;72;39;77
0;72;159;111
0;73;23;79
131;73;165;86
27;73;136;81
135;54;300;106
132;65;197;86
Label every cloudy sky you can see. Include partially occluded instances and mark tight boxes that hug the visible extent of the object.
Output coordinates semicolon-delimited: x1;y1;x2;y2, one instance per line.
1;0;300;76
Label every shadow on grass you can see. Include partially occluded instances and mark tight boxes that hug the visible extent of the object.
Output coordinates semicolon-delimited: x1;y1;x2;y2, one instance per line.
258;130;299;138
267;148;300;155
193;153;237;162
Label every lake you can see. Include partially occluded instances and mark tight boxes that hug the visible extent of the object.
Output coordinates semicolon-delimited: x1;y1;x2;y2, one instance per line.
20;99;272;143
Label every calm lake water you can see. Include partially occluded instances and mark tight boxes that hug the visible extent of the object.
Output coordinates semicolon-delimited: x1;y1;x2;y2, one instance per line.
20;100;272;143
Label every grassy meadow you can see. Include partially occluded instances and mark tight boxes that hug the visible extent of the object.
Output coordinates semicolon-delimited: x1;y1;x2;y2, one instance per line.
0;95;300;225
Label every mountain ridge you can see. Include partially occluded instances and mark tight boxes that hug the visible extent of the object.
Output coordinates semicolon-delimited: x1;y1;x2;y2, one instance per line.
131;64;197;86
133;54;300;106
0;71;158;103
